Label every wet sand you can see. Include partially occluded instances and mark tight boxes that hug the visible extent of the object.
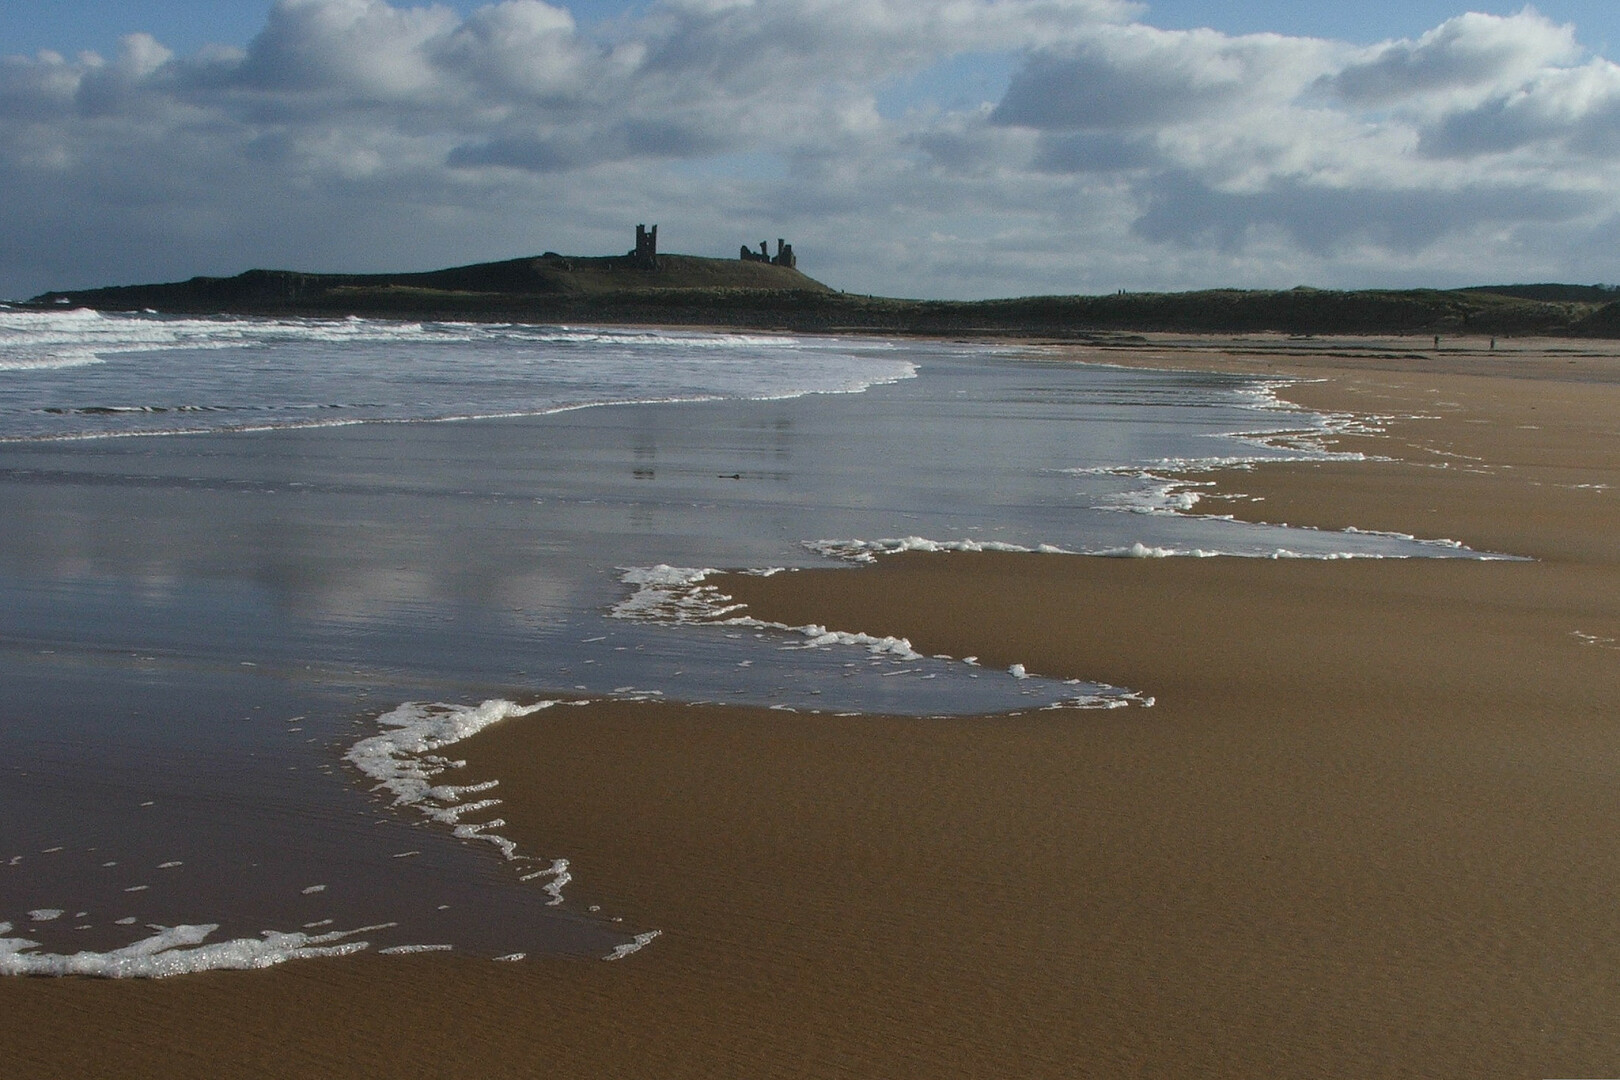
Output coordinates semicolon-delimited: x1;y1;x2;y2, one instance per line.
6;336;1620;1077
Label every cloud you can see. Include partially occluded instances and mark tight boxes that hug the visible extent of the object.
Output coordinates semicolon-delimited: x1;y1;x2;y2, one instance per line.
1326;11;1580;107
981;10;1619;282
992;24;1333;131
0;1;1618;300
1421;57;1620;157
235;0;462;100
436;0;589;100
1029;131;1159;173
1132;170;1597;255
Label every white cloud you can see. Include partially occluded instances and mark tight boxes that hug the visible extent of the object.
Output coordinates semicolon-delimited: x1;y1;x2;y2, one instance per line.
1422;57;1620;157
0;1;1617;300
435;1;589;100
1327;11;1581;108
993;24;1336;131
236;0;461;100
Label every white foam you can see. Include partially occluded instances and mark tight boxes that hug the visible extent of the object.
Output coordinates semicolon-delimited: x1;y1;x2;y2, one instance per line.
346;699;666;956
1086;470;1216;516
604;930;662;961
806;533;1511;562
789;625;922;661
611;566;923;660
0;308;330;372
345;700;575;903
613;565;743;622
1211;376;1388;457
1096;542;1225;558
805;537;1068;564
1049;372;1525;560
0;309;474;374
611;566;1147;709
0;923;374;978
1573;631;1620;650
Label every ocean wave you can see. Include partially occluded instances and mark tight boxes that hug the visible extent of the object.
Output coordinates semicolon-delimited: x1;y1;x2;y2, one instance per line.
0;312;919;441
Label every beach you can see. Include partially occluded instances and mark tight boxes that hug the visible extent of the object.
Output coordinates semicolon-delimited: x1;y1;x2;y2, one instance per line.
5;334;1620;1076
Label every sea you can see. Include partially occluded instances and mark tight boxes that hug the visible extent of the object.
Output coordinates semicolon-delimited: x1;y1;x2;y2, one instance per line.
0;307;1494;976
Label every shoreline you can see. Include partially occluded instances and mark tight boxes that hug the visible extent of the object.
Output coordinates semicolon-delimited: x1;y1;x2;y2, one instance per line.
1054;335;1620;564
5;336;1620;1076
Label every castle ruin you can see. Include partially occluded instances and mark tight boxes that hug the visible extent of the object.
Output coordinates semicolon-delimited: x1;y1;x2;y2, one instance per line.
629;224;658;269
740;238;795;269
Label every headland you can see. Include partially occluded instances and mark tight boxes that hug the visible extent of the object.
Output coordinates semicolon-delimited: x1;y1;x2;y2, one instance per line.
22;226;1620;338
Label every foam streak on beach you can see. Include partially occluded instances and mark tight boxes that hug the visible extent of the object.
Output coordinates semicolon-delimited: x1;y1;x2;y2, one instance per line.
4;322;1620;1075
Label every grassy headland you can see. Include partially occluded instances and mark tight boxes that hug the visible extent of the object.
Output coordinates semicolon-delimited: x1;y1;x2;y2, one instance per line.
25;251;1620;338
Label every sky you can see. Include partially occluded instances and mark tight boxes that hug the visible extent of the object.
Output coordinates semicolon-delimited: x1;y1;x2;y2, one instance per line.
2;2;1618;299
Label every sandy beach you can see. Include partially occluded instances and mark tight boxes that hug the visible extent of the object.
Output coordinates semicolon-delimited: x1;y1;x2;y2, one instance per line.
6;335;1620;1077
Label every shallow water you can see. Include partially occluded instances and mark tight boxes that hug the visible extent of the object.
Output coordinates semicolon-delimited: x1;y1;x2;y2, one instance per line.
0;314;1492;974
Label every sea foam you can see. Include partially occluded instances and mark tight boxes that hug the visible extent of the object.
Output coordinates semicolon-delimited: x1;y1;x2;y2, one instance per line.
345;699;566;883
344;698;670;957
805;537;1072;563
0;923;375;979
609;565;1147;709
611;564;921;660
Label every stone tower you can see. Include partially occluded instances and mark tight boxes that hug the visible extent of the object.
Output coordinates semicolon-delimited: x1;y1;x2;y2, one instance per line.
631;224;658;268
